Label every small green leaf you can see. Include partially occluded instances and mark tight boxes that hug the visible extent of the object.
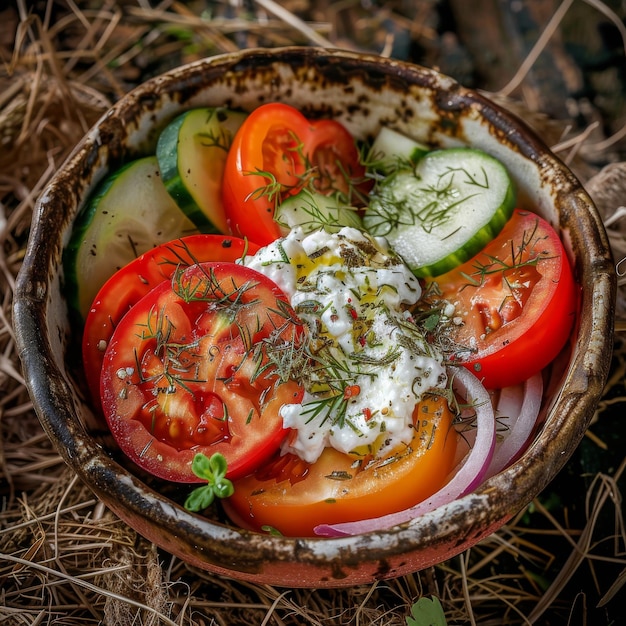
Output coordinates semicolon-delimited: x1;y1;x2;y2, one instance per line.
208;452;228;478
191;453;214;480
184;453;234;513
184;485;215;512
406;596;447;626
214;478;234;499
423;311;441;332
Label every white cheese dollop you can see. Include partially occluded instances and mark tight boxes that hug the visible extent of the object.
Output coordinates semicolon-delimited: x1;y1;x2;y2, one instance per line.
245;226;447;463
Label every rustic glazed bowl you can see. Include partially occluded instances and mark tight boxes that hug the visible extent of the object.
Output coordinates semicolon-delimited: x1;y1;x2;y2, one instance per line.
14;47;615;588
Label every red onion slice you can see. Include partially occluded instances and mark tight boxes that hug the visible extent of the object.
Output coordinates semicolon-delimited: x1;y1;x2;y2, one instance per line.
315;367;496;537
484;372;543;479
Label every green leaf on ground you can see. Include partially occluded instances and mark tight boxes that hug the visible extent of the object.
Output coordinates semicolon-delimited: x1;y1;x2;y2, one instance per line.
406;596;447;626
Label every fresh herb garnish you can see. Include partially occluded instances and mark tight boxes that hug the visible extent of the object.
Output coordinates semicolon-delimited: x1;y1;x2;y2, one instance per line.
366;164;492;237
184;452;234;512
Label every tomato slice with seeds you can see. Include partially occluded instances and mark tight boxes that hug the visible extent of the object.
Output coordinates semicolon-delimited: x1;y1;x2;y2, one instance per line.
420;209;578;389
222;102;367;246
223;395;459;537
100;261;304;482
82;234;258;406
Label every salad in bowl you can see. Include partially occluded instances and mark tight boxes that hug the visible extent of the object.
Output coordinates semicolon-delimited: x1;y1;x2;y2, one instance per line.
13;47;615;587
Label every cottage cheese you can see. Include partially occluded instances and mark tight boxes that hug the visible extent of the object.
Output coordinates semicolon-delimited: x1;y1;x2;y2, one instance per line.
245;227;447;463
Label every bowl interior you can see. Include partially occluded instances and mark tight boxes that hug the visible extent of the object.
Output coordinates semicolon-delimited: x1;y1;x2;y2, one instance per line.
14;47;616;588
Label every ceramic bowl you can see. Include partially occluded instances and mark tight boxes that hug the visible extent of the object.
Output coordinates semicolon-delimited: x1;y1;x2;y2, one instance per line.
14;47;615;588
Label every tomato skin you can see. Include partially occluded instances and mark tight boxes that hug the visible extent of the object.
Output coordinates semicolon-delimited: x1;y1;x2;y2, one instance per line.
223;395;458;537
82;235;258;406
100;261;304;483
222;103;366;246
422;209;578;389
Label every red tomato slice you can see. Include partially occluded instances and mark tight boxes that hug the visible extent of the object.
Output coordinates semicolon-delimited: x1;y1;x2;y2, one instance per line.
222;102;367;246
100;261;304;482
82;235;259;406
223;395;459;537
421;209;578;389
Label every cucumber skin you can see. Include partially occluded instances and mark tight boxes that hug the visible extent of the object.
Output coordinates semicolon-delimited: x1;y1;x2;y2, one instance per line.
157;115;218;231
364;148;516;278
414;191;514;277
62;161;132;318
63;157;198;321
157;107;246;234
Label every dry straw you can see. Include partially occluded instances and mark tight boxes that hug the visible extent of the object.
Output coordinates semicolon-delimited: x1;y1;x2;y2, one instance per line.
1;1;625;624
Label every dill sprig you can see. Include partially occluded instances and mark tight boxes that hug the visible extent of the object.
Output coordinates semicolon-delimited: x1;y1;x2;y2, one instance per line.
366;165;491;237
249;298;308;385
244;128;368;212
133;303;206;399
143;237;253;283
171;263;259;309
460;217;552;290
131;264;307;408
273;187;362;233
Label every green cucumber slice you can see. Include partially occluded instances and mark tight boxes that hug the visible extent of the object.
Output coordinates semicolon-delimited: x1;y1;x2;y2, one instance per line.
363;148;516;277
367;126;430;173
63;156;198;320
274;189;363;235
156;107;247;233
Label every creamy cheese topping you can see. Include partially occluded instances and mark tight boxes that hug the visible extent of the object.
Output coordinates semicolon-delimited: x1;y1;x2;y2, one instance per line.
245;226;447;463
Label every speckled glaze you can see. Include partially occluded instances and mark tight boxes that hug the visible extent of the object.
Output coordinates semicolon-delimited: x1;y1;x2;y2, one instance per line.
14;47;615;588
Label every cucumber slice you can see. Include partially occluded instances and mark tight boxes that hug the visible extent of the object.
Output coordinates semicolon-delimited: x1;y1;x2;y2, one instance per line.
363;148;516;277
367;127;430;174
274;189;363;235
63;156;198;320
156;107;247;233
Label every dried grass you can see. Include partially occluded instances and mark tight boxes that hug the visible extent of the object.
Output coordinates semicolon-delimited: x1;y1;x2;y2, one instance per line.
1;1;625;624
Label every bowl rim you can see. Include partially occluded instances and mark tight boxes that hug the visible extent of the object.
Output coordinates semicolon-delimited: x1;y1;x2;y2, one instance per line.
13;46;617;587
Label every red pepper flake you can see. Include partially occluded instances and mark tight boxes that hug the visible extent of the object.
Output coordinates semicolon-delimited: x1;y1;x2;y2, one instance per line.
343;384;361;399
348;305;358;320
363;407;372;421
